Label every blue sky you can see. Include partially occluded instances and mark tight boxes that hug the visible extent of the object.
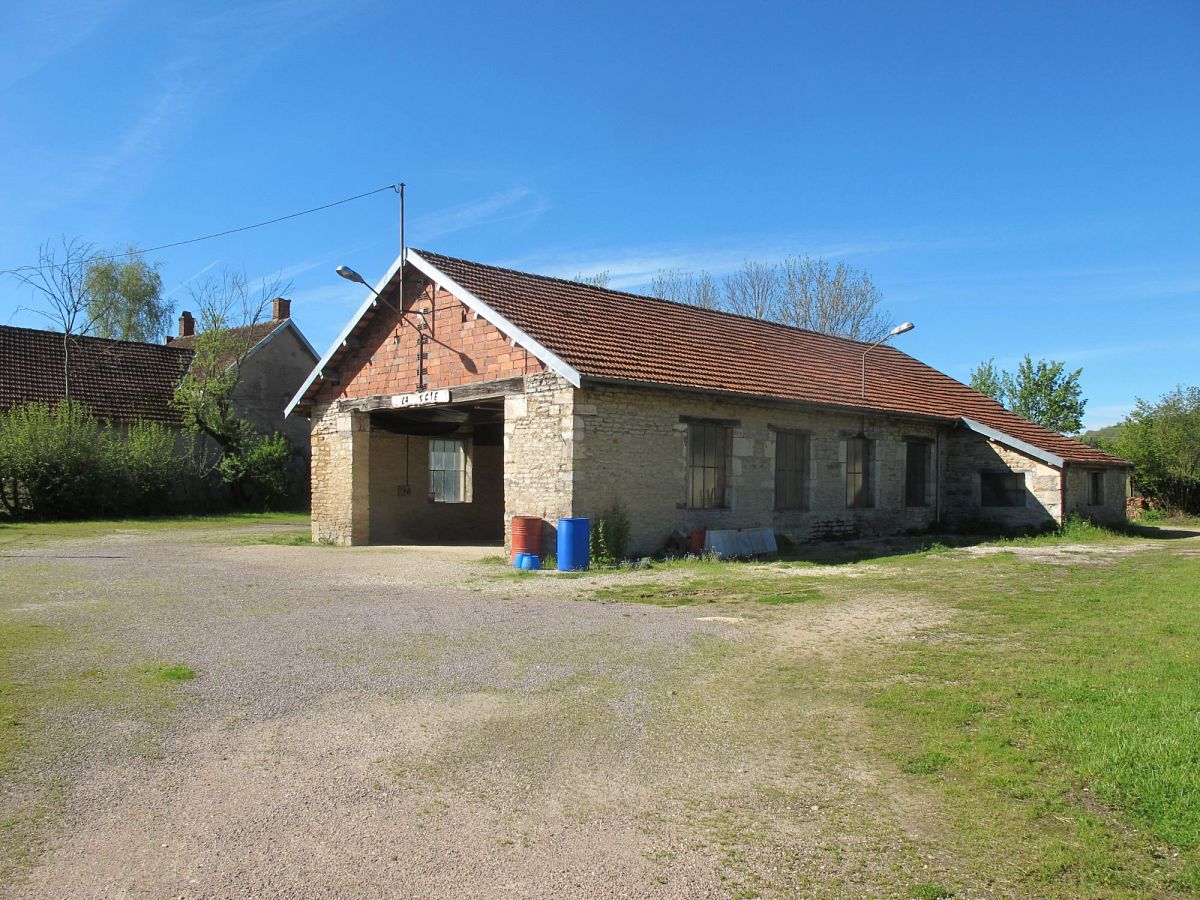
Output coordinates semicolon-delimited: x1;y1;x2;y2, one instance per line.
1;0;1196;429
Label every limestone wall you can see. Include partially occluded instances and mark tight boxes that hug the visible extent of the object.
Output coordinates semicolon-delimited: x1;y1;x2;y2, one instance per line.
367;428;504;544
309;402;369;545
503;373;576;557
235;326;317;497
941;428;1061;529
571;383;942;555
1064;463;1129;524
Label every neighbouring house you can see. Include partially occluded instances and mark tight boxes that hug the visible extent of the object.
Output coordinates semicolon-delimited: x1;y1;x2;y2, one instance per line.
285;249;1130;555
167;297;319;474
1;298;319;500
0;324;193;425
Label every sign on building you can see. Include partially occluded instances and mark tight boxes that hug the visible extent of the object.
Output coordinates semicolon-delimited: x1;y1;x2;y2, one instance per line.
391;389;451;408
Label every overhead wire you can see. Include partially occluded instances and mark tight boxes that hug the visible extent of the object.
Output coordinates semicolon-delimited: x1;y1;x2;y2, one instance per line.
1;182;402;273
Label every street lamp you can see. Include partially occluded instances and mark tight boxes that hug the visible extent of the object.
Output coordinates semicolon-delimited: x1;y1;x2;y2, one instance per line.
336;263;403;312
336;265;377;295
861;322;914;400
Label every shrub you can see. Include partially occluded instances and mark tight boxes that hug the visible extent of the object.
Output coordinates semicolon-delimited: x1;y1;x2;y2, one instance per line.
0;402;187;519
216;430;293;511
121;420;183;514
0;401;110;518
589;505;630;565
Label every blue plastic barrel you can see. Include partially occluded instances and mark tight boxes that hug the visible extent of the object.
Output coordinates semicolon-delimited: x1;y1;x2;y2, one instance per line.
557;517;590;571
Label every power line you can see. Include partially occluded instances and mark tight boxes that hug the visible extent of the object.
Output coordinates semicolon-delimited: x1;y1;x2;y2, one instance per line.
2;182;402;273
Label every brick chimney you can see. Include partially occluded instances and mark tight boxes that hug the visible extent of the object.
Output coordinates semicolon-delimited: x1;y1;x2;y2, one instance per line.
179;311;195;337
272;297;291;321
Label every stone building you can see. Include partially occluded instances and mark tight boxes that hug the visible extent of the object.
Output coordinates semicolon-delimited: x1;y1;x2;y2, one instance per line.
286;249;1129;554
1;299;319;506
169;297;318;468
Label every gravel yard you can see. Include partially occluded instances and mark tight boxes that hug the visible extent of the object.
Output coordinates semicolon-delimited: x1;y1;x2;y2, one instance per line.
0;520;1044;898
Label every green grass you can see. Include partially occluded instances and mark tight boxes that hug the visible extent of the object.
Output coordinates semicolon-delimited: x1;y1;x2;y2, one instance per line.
591;573;823;607
0;613;200;881
145;663;197;682
855;547;1200;894
0;512;309;548
241;531;318;547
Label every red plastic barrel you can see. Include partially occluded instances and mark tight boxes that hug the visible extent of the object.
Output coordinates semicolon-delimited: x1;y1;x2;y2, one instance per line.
511;516;543;562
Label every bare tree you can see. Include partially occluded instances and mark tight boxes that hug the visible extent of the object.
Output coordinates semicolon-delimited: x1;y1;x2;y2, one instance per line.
778;256;890;341
7;237;98;399
571;270;611;289
650;269;721;309
723;259;780;320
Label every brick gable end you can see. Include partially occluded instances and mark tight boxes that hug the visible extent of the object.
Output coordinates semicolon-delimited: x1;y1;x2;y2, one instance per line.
315;278;546;404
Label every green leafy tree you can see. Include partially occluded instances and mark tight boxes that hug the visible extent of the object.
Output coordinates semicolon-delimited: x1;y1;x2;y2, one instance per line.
969;358;1005;403
968;355;1086;433
1108;385;1200;511
1005;356;1086;434
85;249;172;342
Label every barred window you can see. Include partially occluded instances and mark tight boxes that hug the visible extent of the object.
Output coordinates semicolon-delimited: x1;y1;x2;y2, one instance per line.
981;472;1025;507
846;436;874;508
774;431;810;510
905;441;931;507
687;421;730;509
429;439;466;503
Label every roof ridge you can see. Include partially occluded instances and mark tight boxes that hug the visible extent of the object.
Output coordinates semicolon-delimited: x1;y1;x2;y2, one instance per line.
0;322;193;355
410;248;885;349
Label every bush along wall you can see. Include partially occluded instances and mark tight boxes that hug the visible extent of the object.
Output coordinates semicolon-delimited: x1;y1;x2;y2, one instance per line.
0;401;184;519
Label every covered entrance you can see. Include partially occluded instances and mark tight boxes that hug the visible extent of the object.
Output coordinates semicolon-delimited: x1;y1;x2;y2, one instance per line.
365;393;506;545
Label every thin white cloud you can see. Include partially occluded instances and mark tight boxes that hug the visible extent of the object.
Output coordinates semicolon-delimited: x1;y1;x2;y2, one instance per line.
504;236;918;291
164;259;221;299
27;0;350;216
0;1;123;93
411;189;549;242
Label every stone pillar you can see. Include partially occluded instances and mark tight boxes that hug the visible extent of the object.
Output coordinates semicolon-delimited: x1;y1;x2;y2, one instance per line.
310;402;371;545
503;373;576;558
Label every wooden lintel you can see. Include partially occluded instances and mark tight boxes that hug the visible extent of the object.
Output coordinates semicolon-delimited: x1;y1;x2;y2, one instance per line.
336;377;527;413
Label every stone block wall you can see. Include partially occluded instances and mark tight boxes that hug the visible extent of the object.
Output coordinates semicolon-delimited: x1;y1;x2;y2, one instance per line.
1064;463;1129;524
941;428;1061;529
367;428;504;544
235;326;318;499
503;373;576;558
309;402;370;545
571;383;942;555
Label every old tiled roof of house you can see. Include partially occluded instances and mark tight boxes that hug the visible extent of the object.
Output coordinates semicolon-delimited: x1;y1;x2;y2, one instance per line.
412;250;1126;467
0;324;194;425
167;319;281;352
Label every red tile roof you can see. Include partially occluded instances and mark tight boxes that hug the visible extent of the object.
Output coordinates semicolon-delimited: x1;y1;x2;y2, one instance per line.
0;325;193;425
167;319;281;352
413;250;1125;467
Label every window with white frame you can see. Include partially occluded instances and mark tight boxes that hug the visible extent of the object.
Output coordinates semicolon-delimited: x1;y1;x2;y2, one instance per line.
428;438;466;503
